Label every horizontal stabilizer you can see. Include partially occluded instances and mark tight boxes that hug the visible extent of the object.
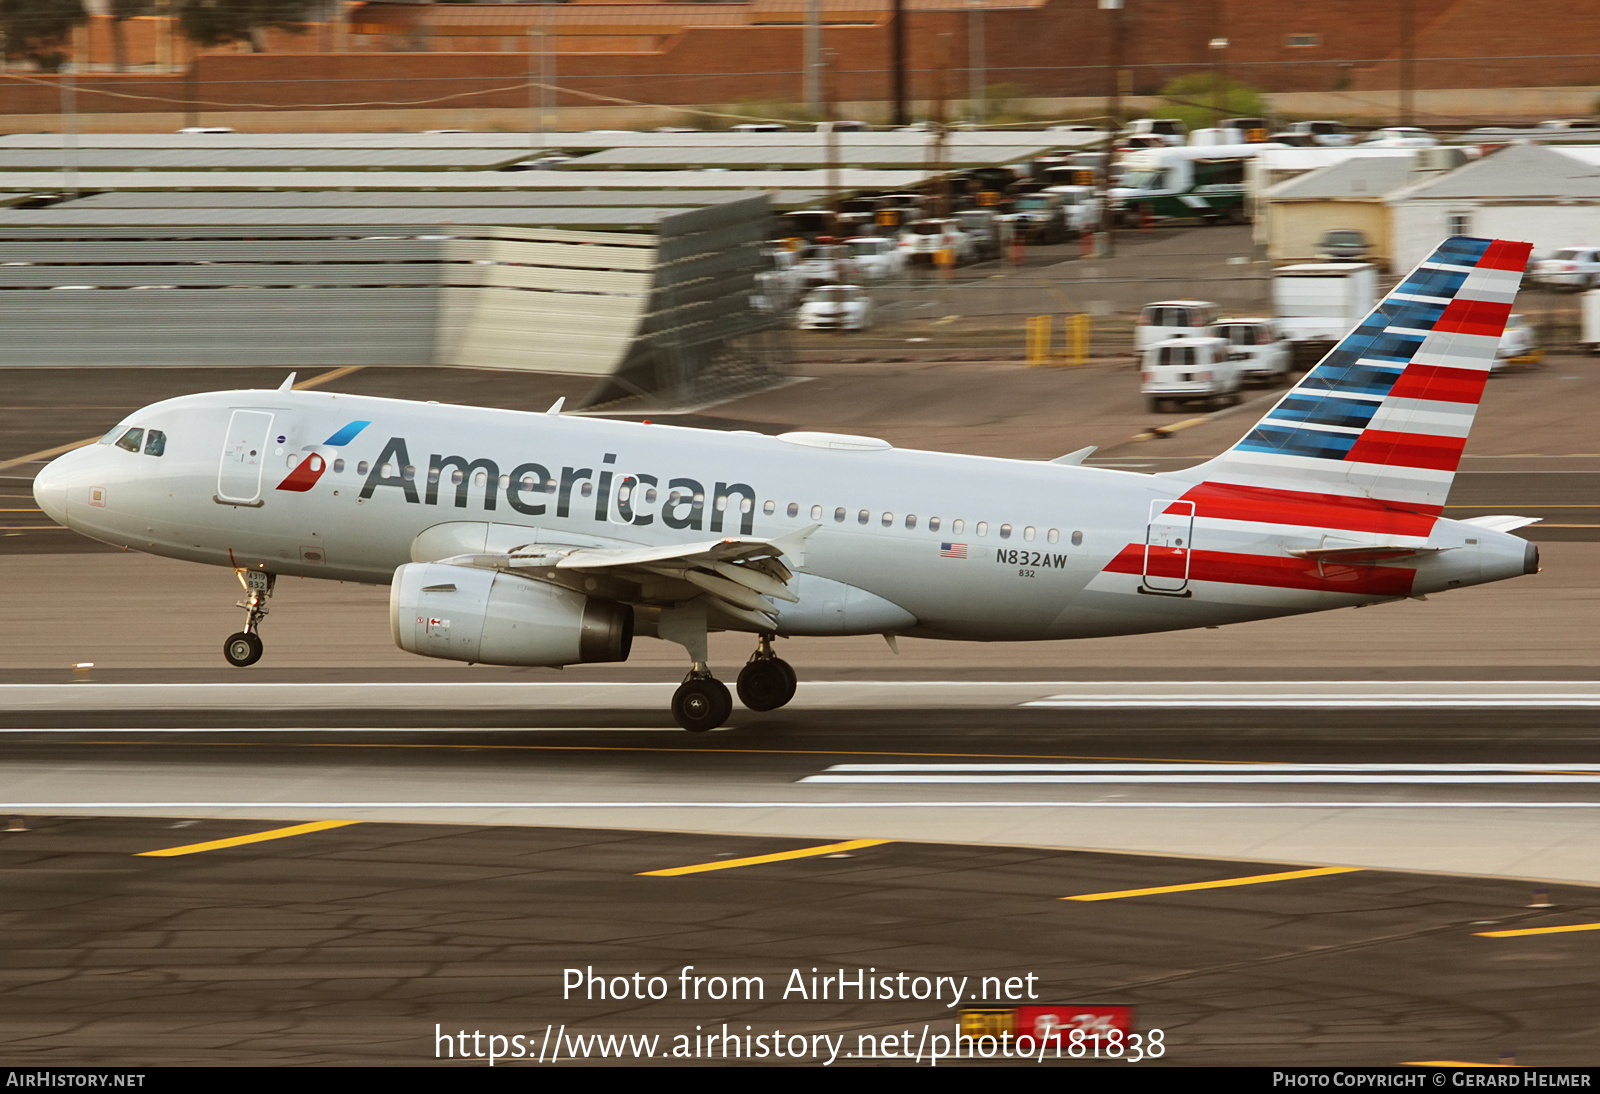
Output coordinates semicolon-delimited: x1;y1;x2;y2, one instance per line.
1051;446;1097;465
1462;514;1542;533
1286;544;1450;563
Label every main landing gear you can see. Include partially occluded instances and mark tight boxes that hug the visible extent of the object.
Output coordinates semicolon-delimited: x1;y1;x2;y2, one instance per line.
669;634;798;732
223;569;274;668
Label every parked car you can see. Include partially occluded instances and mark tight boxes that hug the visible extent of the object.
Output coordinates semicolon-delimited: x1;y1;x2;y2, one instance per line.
1360;127;1438;147
797;284;872;331
1268;120;1355;147
897;219;975;266
1530;247;1600;289
843;236;906;280
1316;228;1372;261
1000;192;1069;243
1118;118;1187;146
1042;184;1102;235
796;243;851;286
1212;319;1292;384
1494;314;1542;371
1136;299;1220;350
952;210;1004;261
1141;337;1243;411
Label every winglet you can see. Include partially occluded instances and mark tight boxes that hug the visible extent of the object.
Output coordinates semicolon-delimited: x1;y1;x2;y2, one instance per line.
768;523;821;567
1051;446;1097;465
278;372;297;391
546;397;565;415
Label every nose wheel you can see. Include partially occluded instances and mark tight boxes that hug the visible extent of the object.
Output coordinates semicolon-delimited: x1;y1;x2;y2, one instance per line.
224;568;274;669
223;631;263;667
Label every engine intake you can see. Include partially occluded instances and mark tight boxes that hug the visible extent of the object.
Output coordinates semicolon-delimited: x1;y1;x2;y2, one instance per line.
391;563;632;666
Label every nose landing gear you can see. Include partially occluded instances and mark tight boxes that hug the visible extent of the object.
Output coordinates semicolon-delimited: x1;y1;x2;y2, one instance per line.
223;569;274;668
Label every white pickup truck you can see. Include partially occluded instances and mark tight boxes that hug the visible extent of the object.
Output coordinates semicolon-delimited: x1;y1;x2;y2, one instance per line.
1271;263;1378;368
1213;318;1293;384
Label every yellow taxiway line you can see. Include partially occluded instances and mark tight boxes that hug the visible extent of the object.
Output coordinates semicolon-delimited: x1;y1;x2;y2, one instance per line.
1474;921;1600;938
136;819;360;857
1063;865;1362;902
640;838;891;877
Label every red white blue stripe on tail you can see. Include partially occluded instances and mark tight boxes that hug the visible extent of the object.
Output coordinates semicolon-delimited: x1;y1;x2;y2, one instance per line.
1183;236;1530;513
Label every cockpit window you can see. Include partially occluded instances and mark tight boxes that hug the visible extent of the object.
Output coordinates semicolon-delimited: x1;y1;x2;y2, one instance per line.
114;427;144;453
144;429;166;457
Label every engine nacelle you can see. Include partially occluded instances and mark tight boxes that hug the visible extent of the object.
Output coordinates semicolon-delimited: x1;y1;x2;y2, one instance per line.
390;563;632;666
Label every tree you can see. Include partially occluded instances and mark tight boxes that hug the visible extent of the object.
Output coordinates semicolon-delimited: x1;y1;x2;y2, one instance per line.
108;0;153;72
1153;73;1270;133
0;0;87;72
176;0;317;53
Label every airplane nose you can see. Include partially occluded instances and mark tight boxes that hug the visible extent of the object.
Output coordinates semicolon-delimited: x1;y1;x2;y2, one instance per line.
33;454;73;526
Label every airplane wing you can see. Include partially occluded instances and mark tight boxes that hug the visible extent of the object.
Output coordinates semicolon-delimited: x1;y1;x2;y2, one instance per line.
432;525;819;631
1461;514;1543;534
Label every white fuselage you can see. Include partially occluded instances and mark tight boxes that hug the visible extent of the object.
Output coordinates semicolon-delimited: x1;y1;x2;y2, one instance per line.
35;387;1533;645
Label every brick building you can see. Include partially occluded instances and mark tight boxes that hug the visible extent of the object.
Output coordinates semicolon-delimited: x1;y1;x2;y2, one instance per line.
3;1;1595;120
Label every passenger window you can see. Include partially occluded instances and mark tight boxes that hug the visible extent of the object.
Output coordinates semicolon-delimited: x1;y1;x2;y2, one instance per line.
834;507;846;523
976;522;988;537
716;495;728;512
763;500;776;515
287;454;299;468
335;458;346;474
582;482;594;498
644;487;658;505
1047;528;1060;544
811;505;823;520
1071;530;1083;546
953;519;964;534
741;497;752;513
929;517;941;532
474;471;487;487
402;465;416;481
881;512;894;527
115;427;144;453
143;430;166;457
1023;526;1035;542
858;509;870;525
427;467;441;484
787;503;799;518
999;524;1012;539
905;514;917;529
452;469;465;486
358;461;370;475
691;493;704;511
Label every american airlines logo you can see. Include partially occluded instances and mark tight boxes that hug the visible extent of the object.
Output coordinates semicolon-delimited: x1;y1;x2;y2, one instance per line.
354;436;759;537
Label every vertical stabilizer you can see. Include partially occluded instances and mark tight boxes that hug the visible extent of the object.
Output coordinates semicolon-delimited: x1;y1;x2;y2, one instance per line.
1177;236;1530;513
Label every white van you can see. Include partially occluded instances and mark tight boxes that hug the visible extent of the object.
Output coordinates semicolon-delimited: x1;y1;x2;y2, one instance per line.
1212;318;1291;383
1141;338;1244;411
1136;299;1220;350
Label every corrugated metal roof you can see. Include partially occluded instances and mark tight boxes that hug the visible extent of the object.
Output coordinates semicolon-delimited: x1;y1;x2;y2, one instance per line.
1267;155;1417;201
0;207;697;228
1256;148;1417;173
0;168;930;192
564;144;1051;168
63;188;820;208
0;131;1080;150
0;149;527;171
1393;143;1600;201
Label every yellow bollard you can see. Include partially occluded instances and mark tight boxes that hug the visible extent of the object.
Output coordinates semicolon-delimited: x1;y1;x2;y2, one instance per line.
1067;313;1090;366
1025;316;1051;366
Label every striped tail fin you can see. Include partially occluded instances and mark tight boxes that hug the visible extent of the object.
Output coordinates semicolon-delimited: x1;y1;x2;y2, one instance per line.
1180;236;1530;513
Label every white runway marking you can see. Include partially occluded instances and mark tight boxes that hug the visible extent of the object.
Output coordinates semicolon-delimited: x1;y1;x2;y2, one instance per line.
806;762;1600;784
7;801;1600;810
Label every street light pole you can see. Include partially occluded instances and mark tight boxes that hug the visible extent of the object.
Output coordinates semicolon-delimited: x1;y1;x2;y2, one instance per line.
1097;0;1123;258
968;0;985;127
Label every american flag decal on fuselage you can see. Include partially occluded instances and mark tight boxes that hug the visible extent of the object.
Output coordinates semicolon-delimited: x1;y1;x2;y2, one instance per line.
1097;236;1532;602
940;542;968;559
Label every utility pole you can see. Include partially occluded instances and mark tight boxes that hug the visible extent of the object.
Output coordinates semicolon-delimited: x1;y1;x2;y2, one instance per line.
891;0;908;126
967;0;985;127
1399;0;1414;126
805;0;820;115
929;33;951;218
1097;0;1123;258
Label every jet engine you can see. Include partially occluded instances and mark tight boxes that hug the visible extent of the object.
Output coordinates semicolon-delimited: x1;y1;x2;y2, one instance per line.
391;562;632;666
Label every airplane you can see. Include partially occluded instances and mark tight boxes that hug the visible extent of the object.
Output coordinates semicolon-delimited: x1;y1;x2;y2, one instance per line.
33;236;1540;732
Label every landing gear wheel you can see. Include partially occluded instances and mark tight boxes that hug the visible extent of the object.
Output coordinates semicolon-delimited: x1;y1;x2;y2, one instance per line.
673;677;732;732
223;631;263;668
737;657;798;712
